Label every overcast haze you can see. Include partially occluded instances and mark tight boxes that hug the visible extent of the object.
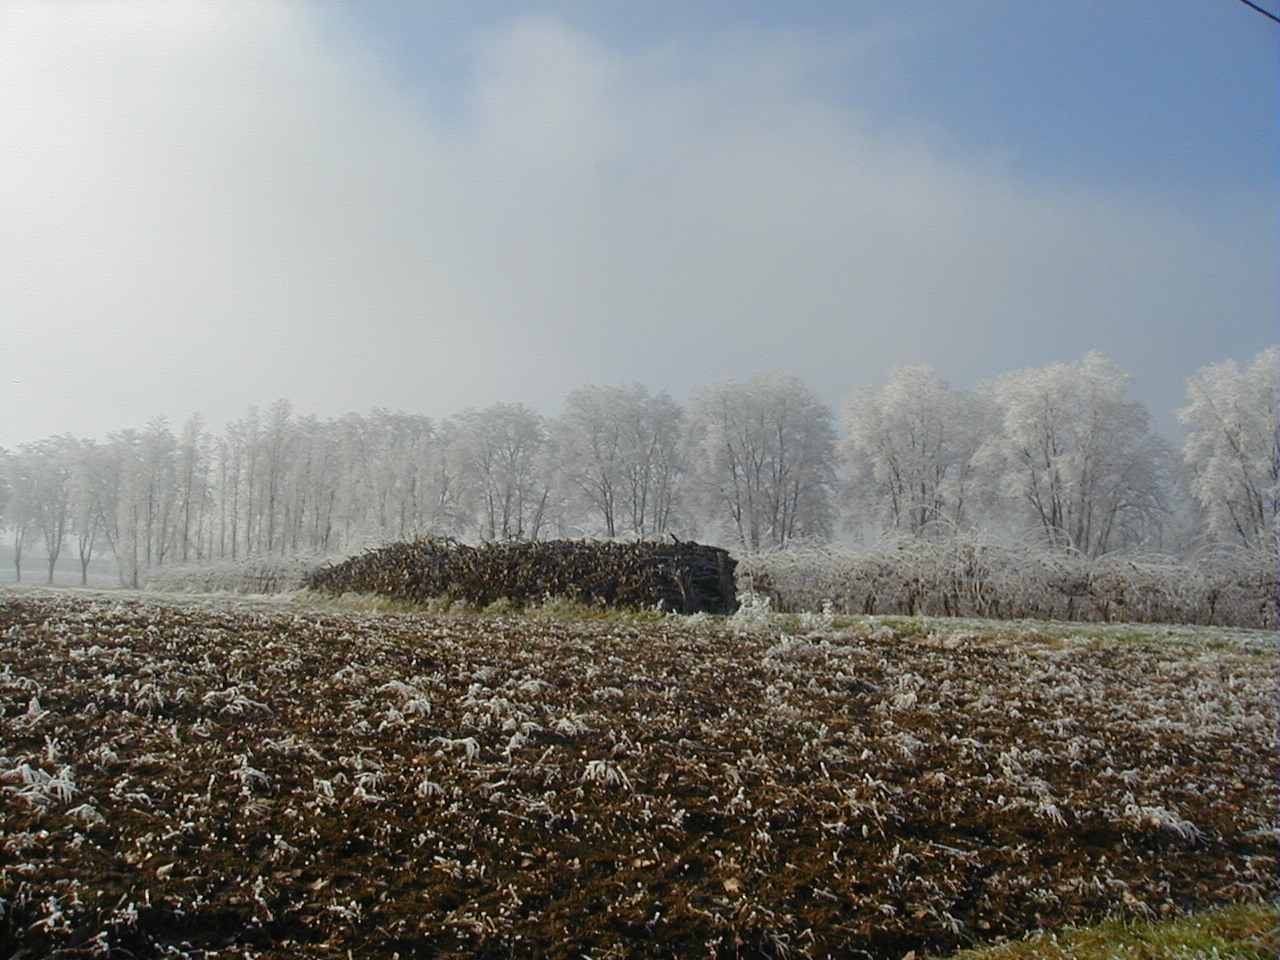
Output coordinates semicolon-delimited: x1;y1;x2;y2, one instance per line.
2;0;1276;449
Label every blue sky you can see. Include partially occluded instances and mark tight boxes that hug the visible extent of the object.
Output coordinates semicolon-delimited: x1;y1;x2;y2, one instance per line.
1;0;1275;447
330;1;1277;198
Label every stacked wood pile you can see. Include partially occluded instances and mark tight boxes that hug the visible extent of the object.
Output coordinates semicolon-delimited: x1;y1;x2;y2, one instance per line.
304;538;739;614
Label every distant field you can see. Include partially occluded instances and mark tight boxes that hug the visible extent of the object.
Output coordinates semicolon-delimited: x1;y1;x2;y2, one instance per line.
2;588;1275;958
0;549;121;589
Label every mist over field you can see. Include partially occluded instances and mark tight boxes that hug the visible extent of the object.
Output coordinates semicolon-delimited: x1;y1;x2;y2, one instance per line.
2;349;1276;641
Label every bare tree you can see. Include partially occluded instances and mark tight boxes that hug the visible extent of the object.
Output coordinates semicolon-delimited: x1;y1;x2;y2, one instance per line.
453;404;551;541
1178;347;1279;549
329;409;457;545
137;418;180;569
175;415;211;563
96;429;141;587
685;372;837;549
258;400;295;555
841;365;996;537
13;437;80;583
553;384;685;538
212;426;243;560
34;440;71;583
0;446;35;582
230;408;262;558
67;438;104;584
287;414;344;554
985;352;1171;557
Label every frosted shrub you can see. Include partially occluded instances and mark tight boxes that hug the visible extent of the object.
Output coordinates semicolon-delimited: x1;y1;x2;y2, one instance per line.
729;590;774;633
144;557;318;595
738;537;1276;628
796;600;836;634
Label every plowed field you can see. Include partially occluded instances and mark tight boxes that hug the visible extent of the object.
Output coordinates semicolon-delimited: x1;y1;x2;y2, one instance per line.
2;588;1275;958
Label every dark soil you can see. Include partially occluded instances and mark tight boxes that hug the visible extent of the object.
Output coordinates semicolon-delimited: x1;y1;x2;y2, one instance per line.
2;589;1275;958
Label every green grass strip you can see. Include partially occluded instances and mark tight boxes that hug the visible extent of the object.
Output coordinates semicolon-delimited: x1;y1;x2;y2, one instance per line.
945;902;1279;960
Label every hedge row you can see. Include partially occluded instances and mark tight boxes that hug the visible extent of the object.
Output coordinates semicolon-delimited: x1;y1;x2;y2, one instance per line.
739;539;1277;629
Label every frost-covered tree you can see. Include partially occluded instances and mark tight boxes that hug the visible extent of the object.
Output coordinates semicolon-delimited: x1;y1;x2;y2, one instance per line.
75;437;123;583
0;448;10;524
257;400;295;555
552;384;685;538
24;436;79;583
0;446;35;581
0;436;86;583
95;429;142;586
212;426;244;560
685;372;837;549
286;414;345;554
453;404;551;541
63;437;106;584
841;365;996;536
332;409;457;545
85;419;182;583
376;411;452;539
174;416;211;563
138;418;181;568
98;420;181;585
1178;347;1279;549
222;409;262;558
985;352;1170;557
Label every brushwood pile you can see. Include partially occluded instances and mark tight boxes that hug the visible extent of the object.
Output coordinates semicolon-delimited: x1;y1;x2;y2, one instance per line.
304;538;739;614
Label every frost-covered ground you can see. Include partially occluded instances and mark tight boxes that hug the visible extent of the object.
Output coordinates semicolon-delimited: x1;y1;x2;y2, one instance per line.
777;609;1279;657
2;587;1276;958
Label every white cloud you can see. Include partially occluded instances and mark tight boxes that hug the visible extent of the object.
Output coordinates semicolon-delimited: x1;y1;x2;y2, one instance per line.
442;16;1272;411
0;2;1271;446
1;0;509;436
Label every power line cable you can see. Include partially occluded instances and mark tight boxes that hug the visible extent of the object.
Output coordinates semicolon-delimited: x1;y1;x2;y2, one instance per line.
1234;0;1280;24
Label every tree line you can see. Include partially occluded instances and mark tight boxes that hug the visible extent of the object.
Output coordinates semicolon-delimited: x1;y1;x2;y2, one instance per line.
1;349;1275;587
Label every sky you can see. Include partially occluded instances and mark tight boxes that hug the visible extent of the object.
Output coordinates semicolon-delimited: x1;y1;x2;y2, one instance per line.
1;0;1276;449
